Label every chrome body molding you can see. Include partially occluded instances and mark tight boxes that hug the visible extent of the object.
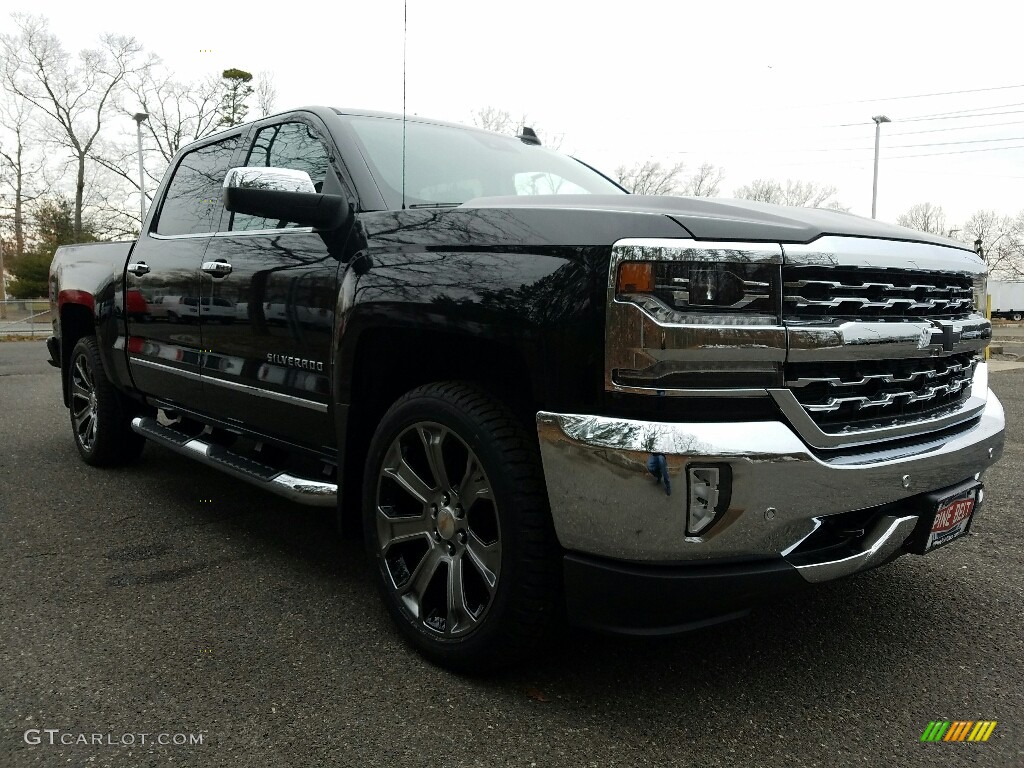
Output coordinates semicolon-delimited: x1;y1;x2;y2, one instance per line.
787;316;990;362
129;356;328;413
605;239;786;395
535;391;1003;563
781;235;984;274
790;514;920;584
611;238;784;265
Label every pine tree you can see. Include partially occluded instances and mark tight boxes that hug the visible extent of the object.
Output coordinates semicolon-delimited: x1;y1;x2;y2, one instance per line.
218;68;254;127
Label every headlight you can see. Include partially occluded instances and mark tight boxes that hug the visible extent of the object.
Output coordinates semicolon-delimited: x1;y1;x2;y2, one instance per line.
616;260;779;322
605;240;787;394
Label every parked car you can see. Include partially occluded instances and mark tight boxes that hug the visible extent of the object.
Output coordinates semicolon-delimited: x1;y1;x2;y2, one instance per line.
148;295;200;323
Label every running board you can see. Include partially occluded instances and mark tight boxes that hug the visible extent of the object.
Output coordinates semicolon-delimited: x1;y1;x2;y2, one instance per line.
130;416;337;507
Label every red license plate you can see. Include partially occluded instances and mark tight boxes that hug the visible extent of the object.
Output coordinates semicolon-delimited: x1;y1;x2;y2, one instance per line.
925;494;975;553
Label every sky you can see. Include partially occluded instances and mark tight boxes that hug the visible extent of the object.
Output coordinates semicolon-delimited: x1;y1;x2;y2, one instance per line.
7;0;1024;228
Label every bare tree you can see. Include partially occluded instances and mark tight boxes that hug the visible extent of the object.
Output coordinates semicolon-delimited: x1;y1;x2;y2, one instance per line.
255;71;277;118
615;160;686;195
472;106;515;133
959;209;1024;279
471;105;563;149
0;91;48;263
734;178;847;210
83;67;223;233
896;202;947;234
682;162;724;197
129;67;222;164
1;14;152;241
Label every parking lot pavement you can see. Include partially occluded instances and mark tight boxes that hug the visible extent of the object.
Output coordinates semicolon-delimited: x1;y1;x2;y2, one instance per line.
2;338;1022;767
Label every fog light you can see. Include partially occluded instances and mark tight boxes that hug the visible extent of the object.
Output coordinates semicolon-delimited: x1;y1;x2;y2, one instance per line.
687;464;732;535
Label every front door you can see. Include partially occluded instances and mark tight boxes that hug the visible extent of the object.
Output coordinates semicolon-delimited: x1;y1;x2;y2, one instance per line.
199;117;348;451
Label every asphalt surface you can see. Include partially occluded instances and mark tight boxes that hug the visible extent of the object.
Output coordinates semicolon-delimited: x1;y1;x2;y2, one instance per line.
1;339;1022;768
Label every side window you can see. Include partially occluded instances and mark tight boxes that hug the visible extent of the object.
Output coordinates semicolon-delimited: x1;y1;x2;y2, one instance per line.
155;135;240;236
230;121;331;231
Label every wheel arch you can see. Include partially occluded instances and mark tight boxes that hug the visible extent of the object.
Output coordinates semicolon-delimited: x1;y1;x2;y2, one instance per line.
59;303;95;406
337;325;539;530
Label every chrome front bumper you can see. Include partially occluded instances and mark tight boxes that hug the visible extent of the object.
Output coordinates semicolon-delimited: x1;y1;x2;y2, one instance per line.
535;389;1004;579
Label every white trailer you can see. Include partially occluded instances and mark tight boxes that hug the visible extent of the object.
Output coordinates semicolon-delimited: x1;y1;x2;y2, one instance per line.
988;280;1024;321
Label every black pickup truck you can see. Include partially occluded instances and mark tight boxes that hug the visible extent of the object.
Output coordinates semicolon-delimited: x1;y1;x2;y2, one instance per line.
48;106;1005;670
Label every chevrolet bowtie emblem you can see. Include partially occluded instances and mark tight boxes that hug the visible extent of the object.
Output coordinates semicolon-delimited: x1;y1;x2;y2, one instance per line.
931;319;962;352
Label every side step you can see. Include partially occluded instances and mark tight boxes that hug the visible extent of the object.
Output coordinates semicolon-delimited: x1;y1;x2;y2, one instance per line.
131;416;337;507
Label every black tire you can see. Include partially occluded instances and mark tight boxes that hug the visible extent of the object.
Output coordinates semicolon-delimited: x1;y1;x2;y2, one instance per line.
67;336;146;467
363;381;560;672
1011;312;1022;322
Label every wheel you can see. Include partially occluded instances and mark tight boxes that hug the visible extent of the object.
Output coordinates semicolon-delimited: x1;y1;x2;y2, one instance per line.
68;336;146;466
363;382;560;672
167;311;178;323
1011;312;1022;322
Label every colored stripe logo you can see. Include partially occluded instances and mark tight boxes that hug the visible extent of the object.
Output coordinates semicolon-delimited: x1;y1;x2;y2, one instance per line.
921;721;997;742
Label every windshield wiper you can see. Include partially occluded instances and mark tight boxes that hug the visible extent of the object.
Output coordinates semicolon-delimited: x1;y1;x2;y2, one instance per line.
407;202;462;209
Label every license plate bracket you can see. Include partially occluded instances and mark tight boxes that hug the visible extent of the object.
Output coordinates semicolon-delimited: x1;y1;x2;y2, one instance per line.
905;479;982;555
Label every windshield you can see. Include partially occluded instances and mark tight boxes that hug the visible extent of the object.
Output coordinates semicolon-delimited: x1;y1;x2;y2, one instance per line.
340;114;625;209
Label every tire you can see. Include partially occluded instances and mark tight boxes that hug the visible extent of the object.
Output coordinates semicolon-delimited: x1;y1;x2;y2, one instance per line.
67;336;146;466
1011;312;1022;322
363;381;560;672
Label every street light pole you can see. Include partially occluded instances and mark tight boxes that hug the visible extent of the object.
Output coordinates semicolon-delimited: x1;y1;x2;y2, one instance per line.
871;115;890;219
0;236;6;319
133;112;149;227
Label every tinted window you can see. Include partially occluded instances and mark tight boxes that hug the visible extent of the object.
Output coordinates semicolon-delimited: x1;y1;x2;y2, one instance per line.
343;115;624;209
155;136;240;236
230;121;331;231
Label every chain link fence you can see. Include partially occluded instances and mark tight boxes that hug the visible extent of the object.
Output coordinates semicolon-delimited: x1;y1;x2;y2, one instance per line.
0;299;52;338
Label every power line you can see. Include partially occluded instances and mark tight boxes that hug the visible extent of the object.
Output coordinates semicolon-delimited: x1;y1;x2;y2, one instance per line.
836;105;1024;127
891;136;1024;150
900;102;1024;120
702;135;1024;157
841;83;1024;104
888;120;1024;137
888;144;1024;160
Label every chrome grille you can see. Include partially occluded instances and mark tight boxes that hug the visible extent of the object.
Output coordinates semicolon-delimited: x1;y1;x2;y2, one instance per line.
783;266;975;319
787;352;978;431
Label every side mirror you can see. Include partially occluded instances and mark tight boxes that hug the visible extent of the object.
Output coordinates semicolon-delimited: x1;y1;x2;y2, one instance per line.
222;167;349;230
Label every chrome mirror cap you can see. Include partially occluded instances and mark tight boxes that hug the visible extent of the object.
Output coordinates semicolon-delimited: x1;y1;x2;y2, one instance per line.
222;166;316;194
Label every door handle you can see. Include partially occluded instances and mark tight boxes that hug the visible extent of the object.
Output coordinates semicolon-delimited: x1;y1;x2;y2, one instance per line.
127;261;150;276
202;260;232;277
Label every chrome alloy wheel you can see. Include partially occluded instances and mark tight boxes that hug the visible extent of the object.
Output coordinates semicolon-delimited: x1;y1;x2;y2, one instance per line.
375;422;501;637
70;352;99;452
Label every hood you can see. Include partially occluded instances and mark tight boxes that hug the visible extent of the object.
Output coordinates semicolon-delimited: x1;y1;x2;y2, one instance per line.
463;194;972;251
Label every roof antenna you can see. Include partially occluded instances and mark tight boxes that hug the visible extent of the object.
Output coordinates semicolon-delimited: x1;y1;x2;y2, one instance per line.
517;126;541;146
401;0;407;210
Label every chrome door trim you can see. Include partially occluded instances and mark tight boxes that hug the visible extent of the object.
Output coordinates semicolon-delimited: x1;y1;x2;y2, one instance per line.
212;227;315;237
201;373;329;413
130;356;202;380
129;356;329;413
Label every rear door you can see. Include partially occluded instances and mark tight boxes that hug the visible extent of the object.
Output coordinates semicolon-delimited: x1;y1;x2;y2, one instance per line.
124;132;246;410
199;115;348;451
